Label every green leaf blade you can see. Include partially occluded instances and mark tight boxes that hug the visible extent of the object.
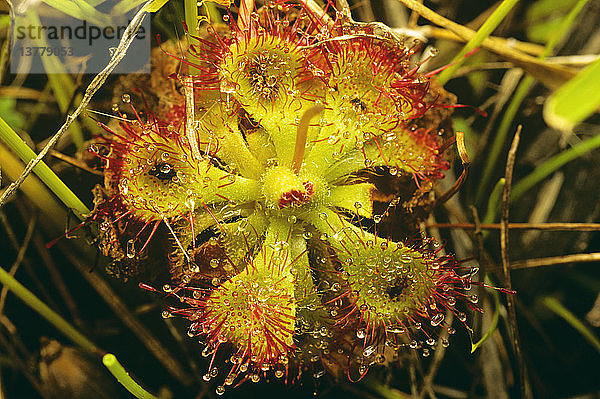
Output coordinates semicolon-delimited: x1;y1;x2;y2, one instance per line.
544;56;600;132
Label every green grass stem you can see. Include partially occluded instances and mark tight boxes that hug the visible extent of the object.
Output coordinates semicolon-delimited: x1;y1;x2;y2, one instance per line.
0;142;68;229
0;116;90;219
0;265;97;353
511;133;600;201
145;0;171;13
537;0;590;60
475;0;591;204
436;0;520;85
471;277;501;353
42;0;111;26
482;178;505;225
203;1;221;23
114;0;149;15
479;132;600;226
544;56;600;131
542;297;600;355
481;178;505;239
103;354;158;399
0;261;157;398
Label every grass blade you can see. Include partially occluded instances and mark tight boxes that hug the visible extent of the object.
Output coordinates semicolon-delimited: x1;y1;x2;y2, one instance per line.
481;133;600;222
436;0;520;85
0;262;157;399
511;133;600;200
475;0;590;204
185;0;203;74
146;0;170;12
0;264;97;353
0;115;90;218
42;0;111;26
471;281;501;353
542;297;600;354
482;178;505;239
103;354;158;399
544;57;600;132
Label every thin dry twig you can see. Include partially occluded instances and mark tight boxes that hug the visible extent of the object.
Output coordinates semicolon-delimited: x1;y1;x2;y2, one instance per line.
427;222;600;231
0;210;60;310
435;164;513;398
479;296;510;399
0;212;37;313
546;54;599;66
0;316;34;364
0;2;151;210
161;318;202;377
49;150;103;176
500;125;531;399
470;207;510;399
0;211;19;247
407;0;422;28
355;0;375;22
31;232;85;330
434;131;469;208
420;25;545;57
453;62;513;77
475;68;523;154
408;358;419;399
511;253;600;269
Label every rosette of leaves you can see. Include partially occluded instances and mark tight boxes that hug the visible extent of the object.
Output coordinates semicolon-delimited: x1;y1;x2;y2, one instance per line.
92;1;477;391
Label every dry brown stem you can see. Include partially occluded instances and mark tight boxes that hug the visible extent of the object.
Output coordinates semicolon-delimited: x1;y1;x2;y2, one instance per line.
511;253;600;269
500;126;531;399
428;222;600;231
60;246;194;386
393;0;577;89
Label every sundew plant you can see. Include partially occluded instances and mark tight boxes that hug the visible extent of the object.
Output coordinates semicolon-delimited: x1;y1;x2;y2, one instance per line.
90;0;484;392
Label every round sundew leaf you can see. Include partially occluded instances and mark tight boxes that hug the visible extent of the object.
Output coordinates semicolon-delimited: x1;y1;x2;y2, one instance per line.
307;206;458;332
321;124;448;184
201;262;297;366
101;119;263;222
218;33;325;167
192;218;316;369
220;34;304;117
301;38;430;174
368;126;447;179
